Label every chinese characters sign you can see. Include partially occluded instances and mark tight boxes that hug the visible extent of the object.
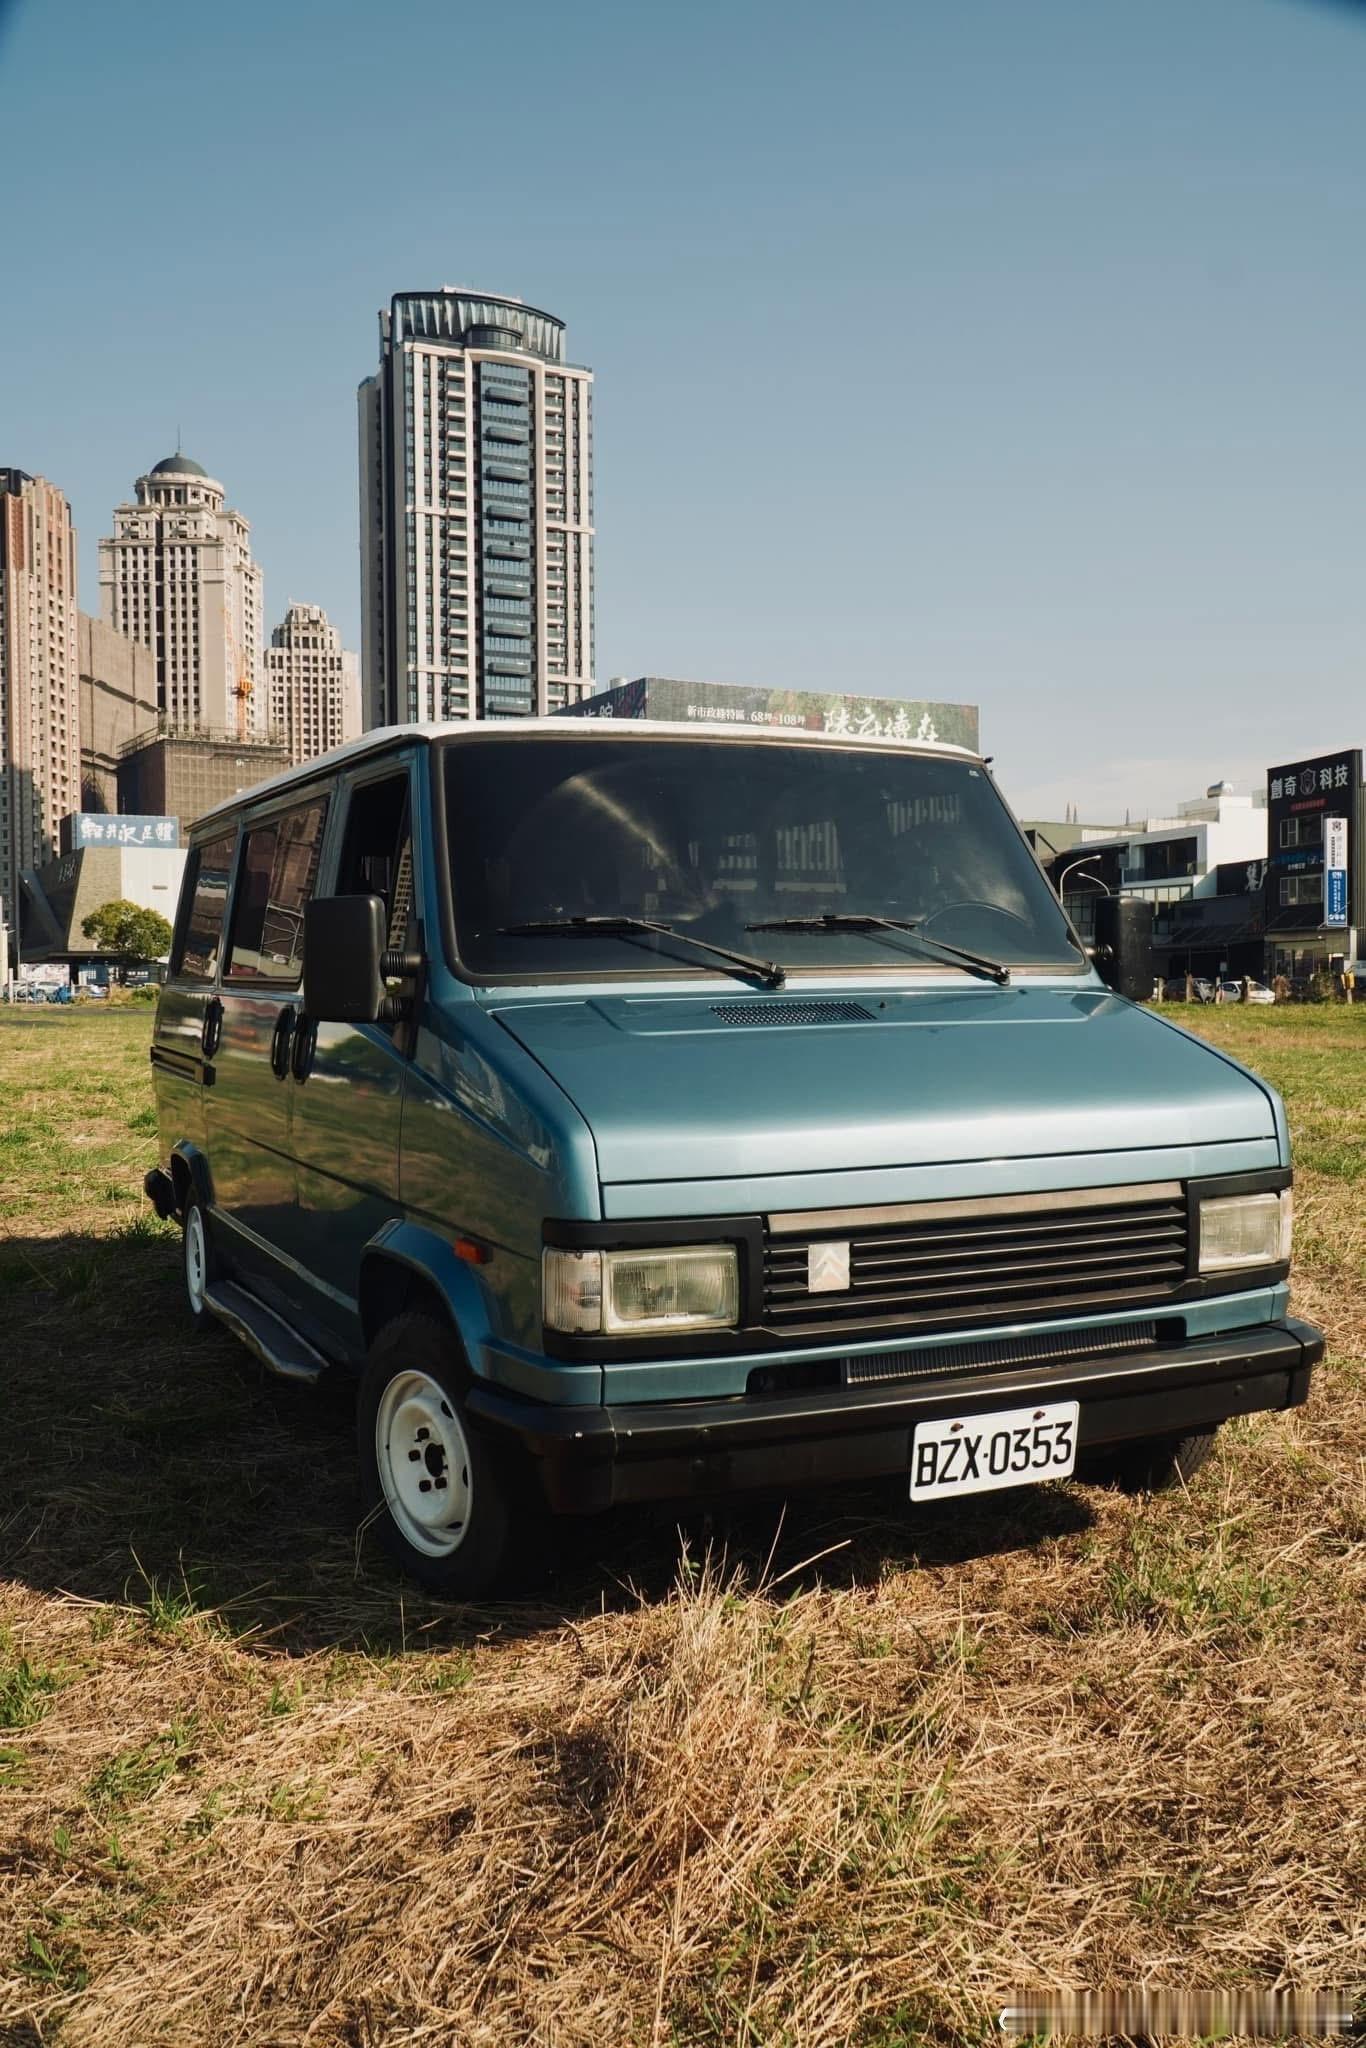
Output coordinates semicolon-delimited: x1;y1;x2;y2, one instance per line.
1267;762;1352;801
1325;816;1348;927
567;677;980;753
73;814;180;849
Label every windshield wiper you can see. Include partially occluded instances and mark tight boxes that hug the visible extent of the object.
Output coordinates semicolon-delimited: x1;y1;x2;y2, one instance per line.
745;912;1010;986
500;915;787;989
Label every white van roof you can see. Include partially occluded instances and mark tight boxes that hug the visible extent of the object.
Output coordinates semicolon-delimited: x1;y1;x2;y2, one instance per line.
190;715;983;833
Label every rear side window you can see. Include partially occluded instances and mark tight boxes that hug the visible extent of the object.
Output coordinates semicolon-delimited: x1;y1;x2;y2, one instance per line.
224;800;328;984
336;773;413;950
174;829;237;983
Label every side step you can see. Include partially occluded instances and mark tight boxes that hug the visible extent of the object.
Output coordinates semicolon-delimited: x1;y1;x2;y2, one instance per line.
203;1280;329;1386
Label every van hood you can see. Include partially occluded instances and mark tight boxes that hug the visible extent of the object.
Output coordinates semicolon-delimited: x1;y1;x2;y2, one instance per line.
490;985;1277;1188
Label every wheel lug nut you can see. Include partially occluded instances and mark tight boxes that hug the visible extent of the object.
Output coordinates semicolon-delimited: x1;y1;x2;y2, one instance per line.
416;1428;429;1442
419;1479;432;1493
434;1477;447;1490
408;1449;421;1462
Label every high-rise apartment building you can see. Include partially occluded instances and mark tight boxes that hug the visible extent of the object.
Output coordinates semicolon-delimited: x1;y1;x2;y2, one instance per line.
1;470;80;948
359;289;594;727
264;602;361;764
98;454;264;738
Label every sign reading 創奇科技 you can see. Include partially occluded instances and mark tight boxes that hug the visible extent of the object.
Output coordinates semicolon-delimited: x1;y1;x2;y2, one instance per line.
70;814;180;850
566;677;981;752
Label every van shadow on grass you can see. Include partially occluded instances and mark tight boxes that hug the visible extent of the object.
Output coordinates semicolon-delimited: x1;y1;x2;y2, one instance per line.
0;1227;1095;1654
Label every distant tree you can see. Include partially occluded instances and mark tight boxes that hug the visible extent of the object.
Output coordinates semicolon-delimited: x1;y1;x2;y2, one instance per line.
80;899;173;981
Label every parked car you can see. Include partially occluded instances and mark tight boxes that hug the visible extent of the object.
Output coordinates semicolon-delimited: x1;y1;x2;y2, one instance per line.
143;721;1323;1595
1220;979;1275;1005
1166;976;1217;1003
46;983;73;1004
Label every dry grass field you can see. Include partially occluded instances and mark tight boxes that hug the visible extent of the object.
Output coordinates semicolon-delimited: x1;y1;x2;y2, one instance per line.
0;1003;1362;2046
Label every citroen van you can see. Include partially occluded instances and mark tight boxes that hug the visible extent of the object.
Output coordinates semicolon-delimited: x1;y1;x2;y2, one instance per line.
144;721;1322;1594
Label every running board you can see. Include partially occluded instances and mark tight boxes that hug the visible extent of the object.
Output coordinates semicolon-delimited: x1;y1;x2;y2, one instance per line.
203;1280;329;1386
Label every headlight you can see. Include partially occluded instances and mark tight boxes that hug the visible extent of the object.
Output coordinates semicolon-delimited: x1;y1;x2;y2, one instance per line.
1198;1190;1292;1273
543;1244;740;1335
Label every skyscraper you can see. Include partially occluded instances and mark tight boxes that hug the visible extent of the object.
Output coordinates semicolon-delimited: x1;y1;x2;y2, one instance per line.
98;454;264;738
1;470;80;950
264;602;361;764
359;289;594;727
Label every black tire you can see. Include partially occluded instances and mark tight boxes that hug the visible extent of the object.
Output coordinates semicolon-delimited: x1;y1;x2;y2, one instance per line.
182;1195;219;1333
1080;1427;1219;1495
357;1310;522;1597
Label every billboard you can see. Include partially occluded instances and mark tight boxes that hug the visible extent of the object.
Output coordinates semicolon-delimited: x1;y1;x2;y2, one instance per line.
567;676;980;753
65;813;180;851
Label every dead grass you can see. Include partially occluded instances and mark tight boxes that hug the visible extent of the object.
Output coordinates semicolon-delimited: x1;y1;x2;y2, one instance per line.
0;1007;1362;2044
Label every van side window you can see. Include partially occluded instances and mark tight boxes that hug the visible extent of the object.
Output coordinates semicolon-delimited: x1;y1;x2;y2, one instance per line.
174;829;237;983
223;800;328;985
336;774;413;951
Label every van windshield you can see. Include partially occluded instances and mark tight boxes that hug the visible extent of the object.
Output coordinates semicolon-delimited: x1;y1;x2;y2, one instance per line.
440;735;1084;980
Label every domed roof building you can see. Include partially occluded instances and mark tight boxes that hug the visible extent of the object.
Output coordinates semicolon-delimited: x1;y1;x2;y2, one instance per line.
149;453;210;480
98;453;262;736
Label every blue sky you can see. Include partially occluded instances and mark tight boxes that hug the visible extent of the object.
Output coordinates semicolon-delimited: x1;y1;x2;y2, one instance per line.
3;0;1365;819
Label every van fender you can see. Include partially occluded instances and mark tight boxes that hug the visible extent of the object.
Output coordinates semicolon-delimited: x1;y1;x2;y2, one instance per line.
358;1220;500;1377
168;1142;214;1218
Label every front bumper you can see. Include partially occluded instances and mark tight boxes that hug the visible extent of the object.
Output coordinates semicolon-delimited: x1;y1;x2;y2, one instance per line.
467;1318;1324;1513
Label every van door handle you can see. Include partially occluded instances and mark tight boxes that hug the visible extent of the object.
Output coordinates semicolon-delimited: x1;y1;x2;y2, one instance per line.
202;997;223;1061
291;1014;317;1083
270;1005;296;1081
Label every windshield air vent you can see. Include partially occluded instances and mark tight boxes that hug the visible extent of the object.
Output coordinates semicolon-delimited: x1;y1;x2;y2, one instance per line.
709;999;875;1027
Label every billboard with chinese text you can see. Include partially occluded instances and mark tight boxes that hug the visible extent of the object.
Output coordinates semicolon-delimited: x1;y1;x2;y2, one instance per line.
64;813;180;851
567;677;979;752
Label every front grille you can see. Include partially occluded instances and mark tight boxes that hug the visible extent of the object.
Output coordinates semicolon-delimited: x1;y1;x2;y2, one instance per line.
710;999;875;1026
844;1319;1162;1384
762;1185;1190;1339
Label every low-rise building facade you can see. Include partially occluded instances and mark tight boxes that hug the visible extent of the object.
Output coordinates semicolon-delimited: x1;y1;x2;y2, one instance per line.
78;611;158;811
118;730;291;836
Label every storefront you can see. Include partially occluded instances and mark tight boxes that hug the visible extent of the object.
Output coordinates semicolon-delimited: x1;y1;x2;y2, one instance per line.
1263;748;1364;983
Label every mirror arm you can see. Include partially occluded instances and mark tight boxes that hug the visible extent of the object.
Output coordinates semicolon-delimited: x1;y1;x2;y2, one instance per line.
381;949;424;978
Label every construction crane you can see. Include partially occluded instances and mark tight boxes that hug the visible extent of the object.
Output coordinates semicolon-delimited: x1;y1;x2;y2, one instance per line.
225;607;253;741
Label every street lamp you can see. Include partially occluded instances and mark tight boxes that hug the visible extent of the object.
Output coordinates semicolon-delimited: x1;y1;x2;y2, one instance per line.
1057;856;1113;897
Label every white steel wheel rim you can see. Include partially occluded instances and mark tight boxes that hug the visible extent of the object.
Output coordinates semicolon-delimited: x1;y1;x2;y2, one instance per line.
185;1207;208;1315
375;1370;473;1557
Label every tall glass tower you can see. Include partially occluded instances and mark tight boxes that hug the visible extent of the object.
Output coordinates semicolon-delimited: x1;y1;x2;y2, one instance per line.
359;290;595;727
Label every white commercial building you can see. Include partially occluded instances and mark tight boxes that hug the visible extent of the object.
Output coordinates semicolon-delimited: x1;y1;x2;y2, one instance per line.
359;288;594;726
264;602;361;764
20;836;187;971
1064;784;1269;904
99;454;264;739
1;470;81;959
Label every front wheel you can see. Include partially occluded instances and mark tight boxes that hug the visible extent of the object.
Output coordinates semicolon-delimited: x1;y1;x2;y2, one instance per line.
1080;1428;1219;1495
182;1197;218;1333
357;1311;518;1597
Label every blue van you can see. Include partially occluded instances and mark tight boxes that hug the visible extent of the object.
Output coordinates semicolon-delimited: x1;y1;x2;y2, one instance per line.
144;721;1321;1594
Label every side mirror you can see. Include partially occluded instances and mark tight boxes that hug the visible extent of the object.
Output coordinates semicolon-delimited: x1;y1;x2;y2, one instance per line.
1091;896;1155;1001
303;895;386;1022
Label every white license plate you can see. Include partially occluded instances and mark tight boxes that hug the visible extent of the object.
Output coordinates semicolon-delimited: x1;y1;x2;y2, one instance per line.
910;1400;1079;1501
